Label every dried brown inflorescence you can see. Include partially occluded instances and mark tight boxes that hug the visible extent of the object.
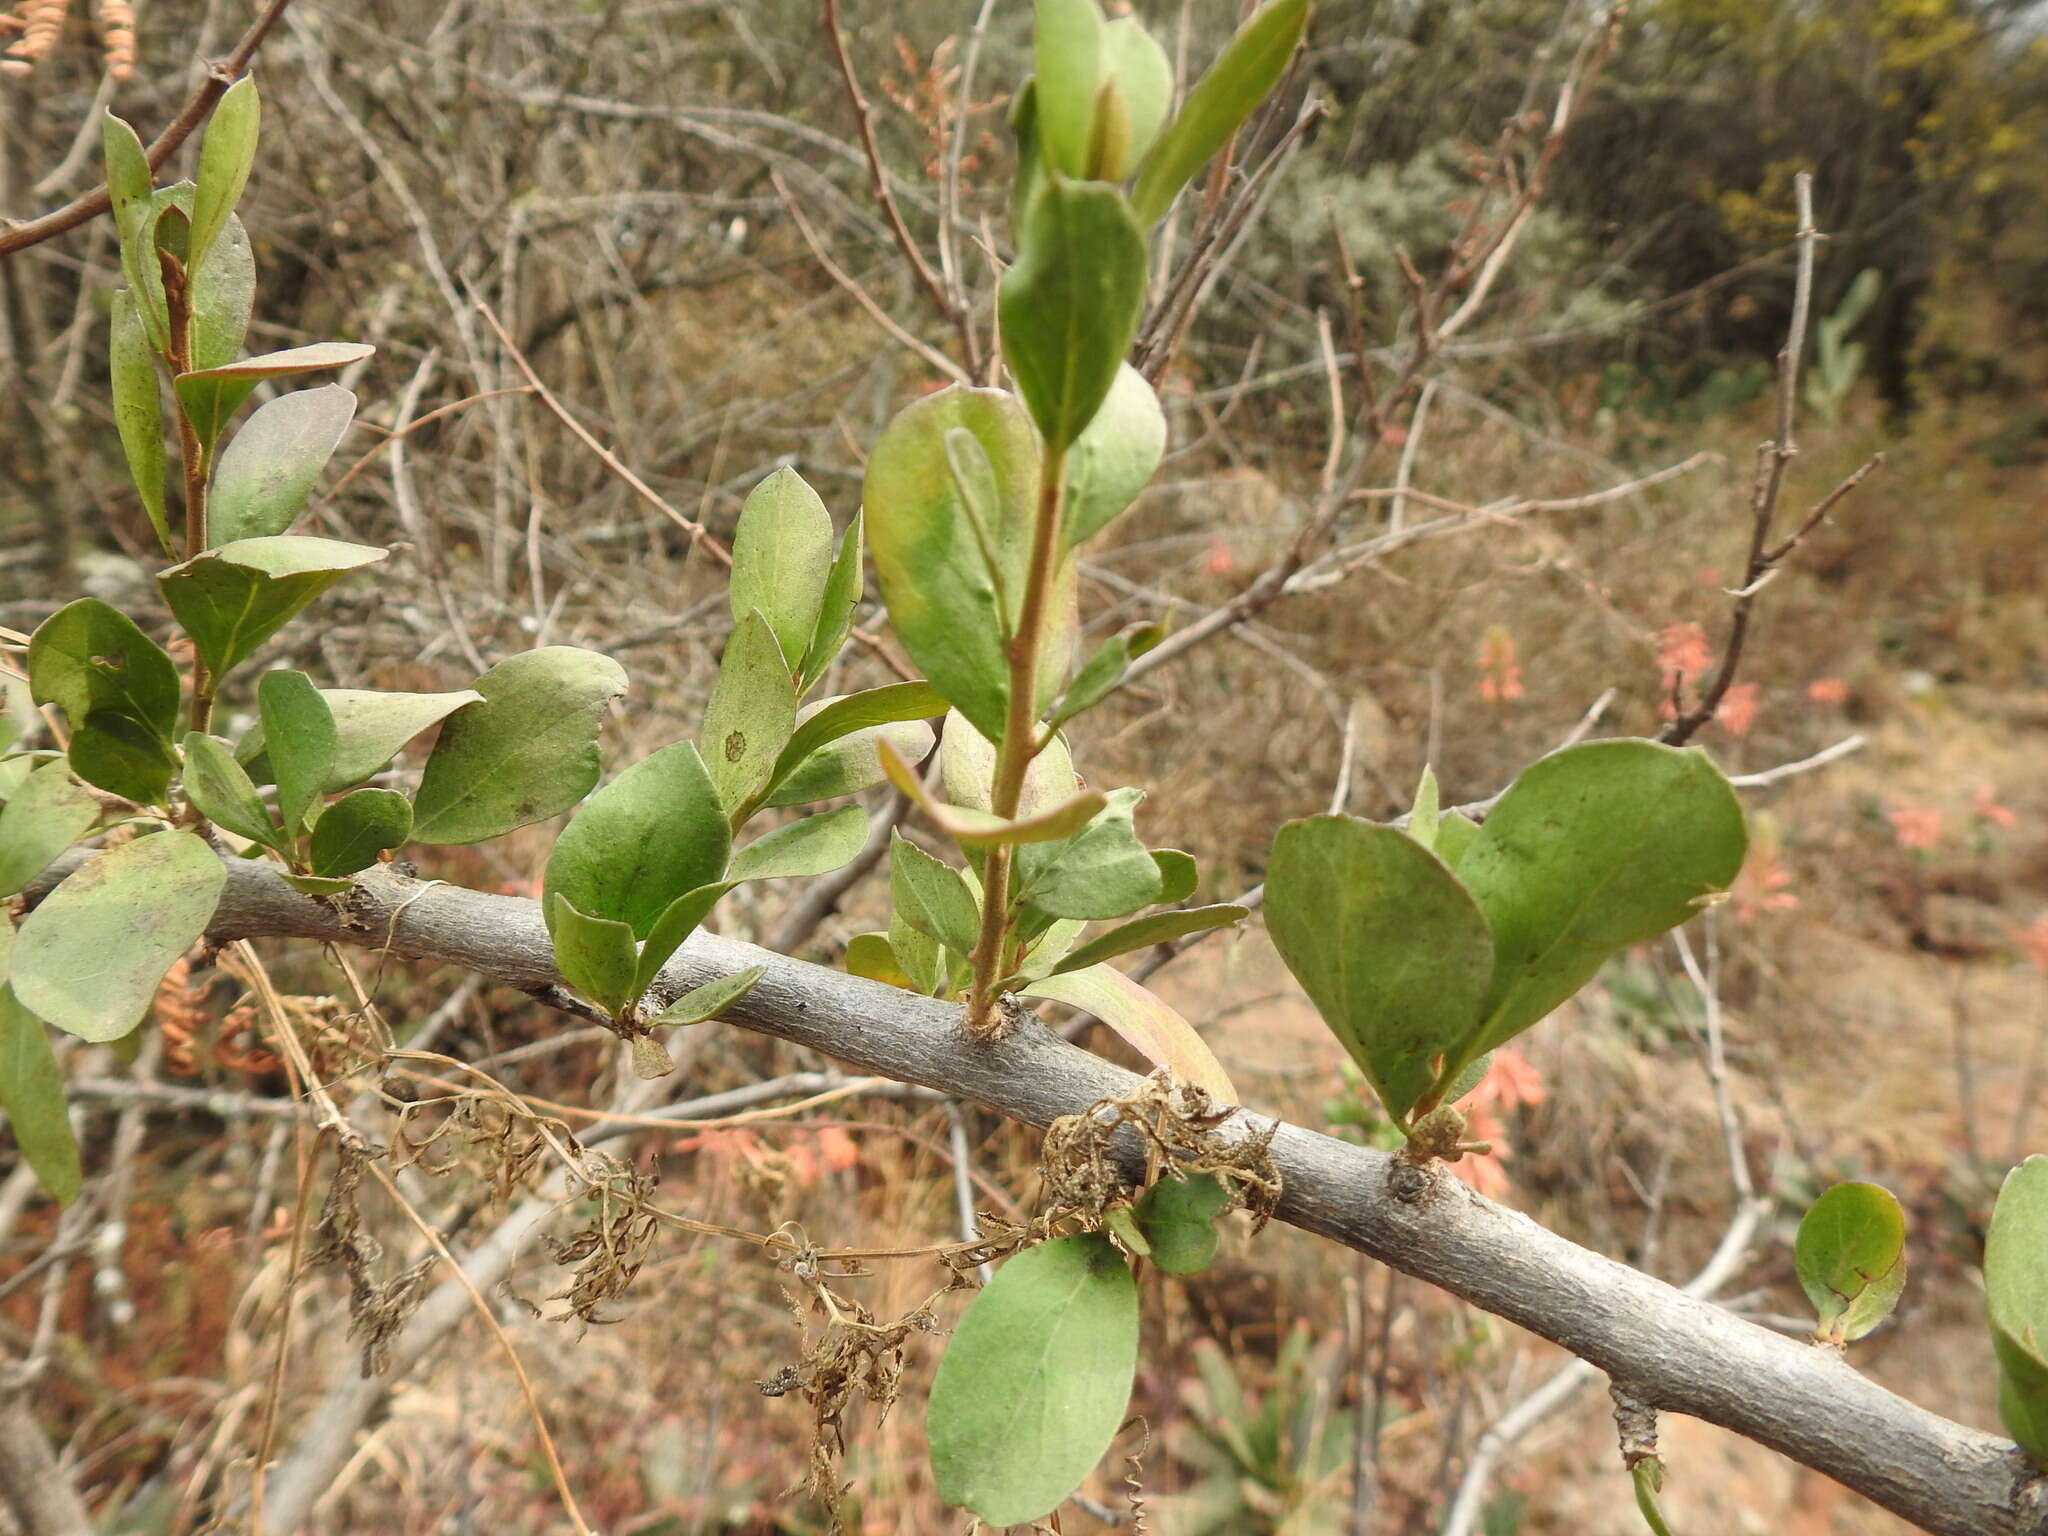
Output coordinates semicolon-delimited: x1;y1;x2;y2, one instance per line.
1;0;135;81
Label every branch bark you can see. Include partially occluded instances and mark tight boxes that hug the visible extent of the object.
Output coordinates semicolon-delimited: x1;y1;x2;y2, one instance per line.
20;852;2048;1536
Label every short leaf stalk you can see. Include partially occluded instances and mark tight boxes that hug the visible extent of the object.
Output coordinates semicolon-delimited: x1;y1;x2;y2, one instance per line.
965;443;1068;1039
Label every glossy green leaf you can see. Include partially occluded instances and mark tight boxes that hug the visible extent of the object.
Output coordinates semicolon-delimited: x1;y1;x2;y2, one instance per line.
411;647;628;845
1131;1172;1230;1274
632;880;737;997
1099;17;1174;173
728;805;868;883
1032;0;1104;179
28;598;181;743
258;669;335;837
0;920;81;1207
798;510;865;693
158;536;387;678
1064;364;1165;548
549;894;640;1018
651;967;765;1028
1987;1154;2048;1461
1022;962;1236;1101
0;761;99;898
189;76;258;277
1016;787;1162;920
763;719;935;808
12;831;223;1042
179;733;279;849
309;788;412;877
1457;740;1747;1061
239;686;483;793
1048;904;1248;976
173;342;374;448
1795;1182;1908;1345
544;742;729;938
701;610;798;814
1130;0;1310;226
865;387;1040;745
1266;815;1492;1121
68;711;175;805
209;385;357;544
730;468;835;669
890;834;982;955
109;291;170;554
928;1232;1138;1527
758;681;946;809
1000;178;1148;453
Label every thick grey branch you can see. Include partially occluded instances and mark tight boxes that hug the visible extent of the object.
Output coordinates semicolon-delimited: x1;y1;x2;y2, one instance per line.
21;853;2048;1536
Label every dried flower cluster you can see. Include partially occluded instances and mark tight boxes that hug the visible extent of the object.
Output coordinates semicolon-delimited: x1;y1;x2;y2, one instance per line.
1;0;135;81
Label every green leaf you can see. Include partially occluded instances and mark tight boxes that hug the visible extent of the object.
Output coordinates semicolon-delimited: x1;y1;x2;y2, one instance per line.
798;511;865;693
728;805;868;883
1009;78;1049;232
258;670;336;837
309;788;413;877
173;342;375;449
883;738;1104;850
1988;1156;2048;1360
68;712;175;805
0;921;81;1206
1021;963;1236;1101
1633;1459;1677;1536
1064;364;1165;548
279;872;353;895
1016;787;1162;920
890;834;982;955
28;598;181;744
1032;0;1105;179
759;682;946;809
109;291;170;555
651;967;765;1028
158;536;387;678
1018;916;1088;980
1795;1182;1907;1345
1995;1327;2048;1467
209;385;358;544
549;894;640;1018
1050;620;1162;726
544;741;729;938
865;388;1040;745
846;932;916;990
1099;17;1174;172
940;709;1077;817
1265;815;1492;1122
1457;740;1747;1061
631;882;737;998
411;647;629;846
0;761;99;898
763;718;935;808
179;733;279;849
239;686;483;793
730;468;836;670
701;611;798;815
103;111;154;257
189;76;258;278
1435;809;1480;870
1152;849;1198;904
928;1232;1138;1527
187;212;254;373
889;902;949;995
1131;1173;1230;1275
1409;764;1442;852
1000;178;1148;453
12;831;224;1042
1130;0;1310;226
1049;904;1248;976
